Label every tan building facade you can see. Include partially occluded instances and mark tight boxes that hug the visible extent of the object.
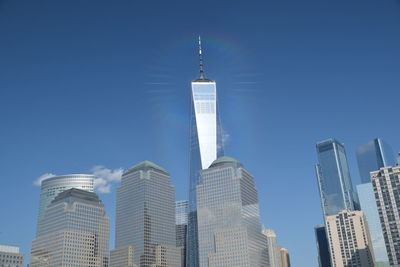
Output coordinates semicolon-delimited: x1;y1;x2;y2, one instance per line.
326;210;375;267
0;245;24;267
279;248;290;267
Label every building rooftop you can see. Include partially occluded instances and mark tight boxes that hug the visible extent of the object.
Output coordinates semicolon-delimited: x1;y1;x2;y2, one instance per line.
0;244;20;254
209;156;241;168
52;188;100;204
124;160;168;175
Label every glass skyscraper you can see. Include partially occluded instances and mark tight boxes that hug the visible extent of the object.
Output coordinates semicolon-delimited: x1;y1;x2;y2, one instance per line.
196;156;268;267
36;174;95;233
30;188;110;267
176;200;188;267
315;139;356;217
187;37;224;267
355;138;394;266
112;161;181;267
356;138;394;184
314;225;331;267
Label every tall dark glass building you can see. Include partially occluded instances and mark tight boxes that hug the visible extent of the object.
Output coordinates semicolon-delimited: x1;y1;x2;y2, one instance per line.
187;37;224;267
314;225;331;267
176;200;188;267
315;139;356;217
356;138;395;184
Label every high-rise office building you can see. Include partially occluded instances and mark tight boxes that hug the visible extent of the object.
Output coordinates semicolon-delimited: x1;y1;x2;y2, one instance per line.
0;245;24;267
356;138;395;184
315;139;356;217
279;248;291;267
30;188;109;267
371;166;400;266
36;174;94;232
112;161;181;267
355;138;393;267
314;225;331;267
325;210;375;267
187;37;224;267
397;152;400;166
262;229;282;267
356;183;389;267
176;200;188;267
197;156;268;267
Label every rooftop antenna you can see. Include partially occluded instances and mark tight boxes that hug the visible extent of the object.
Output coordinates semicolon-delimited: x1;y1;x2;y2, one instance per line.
198;35;205;79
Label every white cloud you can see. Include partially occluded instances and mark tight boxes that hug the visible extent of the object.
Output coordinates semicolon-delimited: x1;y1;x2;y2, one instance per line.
33;173;56;186
91;165;123;194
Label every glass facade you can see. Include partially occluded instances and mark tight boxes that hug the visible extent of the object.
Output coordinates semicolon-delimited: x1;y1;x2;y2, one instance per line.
315;139;356;217
356;183;389;267
196;156;268;267
30;188;109;267
176;201;188;267
314;225;331;267
187;77;224;267
113;161;181;267
37;174;94;233
356;138;395;184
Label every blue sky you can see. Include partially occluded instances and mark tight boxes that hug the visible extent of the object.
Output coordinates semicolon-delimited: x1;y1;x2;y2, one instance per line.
1;0;400;266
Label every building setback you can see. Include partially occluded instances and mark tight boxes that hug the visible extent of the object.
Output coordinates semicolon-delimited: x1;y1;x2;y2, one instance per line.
0;245;24;267
325;210;375;267
36;174;94;234
30;188;109;267
197;156;268;267
371;166;400;266
112;161;181;267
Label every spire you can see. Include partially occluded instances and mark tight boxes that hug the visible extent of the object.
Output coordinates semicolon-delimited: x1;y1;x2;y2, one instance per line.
198;35;205;79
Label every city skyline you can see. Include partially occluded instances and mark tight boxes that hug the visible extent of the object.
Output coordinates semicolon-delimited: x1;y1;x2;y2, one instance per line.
1;0;400;266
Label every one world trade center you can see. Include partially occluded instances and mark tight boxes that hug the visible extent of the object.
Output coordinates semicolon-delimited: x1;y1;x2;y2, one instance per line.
186;37;224;267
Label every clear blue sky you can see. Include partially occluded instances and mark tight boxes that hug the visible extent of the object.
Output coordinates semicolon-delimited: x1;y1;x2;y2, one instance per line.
1;0;399;266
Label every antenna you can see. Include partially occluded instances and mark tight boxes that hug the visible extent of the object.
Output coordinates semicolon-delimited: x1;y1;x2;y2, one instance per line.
198;35;205;79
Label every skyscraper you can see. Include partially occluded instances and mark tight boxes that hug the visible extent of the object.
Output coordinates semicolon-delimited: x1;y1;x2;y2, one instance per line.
314;225;331;267
279;248;291;267
30;188;109;267
0;245;24;267
355;138;394;266
112;161;181;267
356;138;395;184
36;174;94;232
315;139;356;217
187;37;224;267
262;229;282;267
325;210;375;267
196;156;268;267
371;166;400;266
176;200;188;267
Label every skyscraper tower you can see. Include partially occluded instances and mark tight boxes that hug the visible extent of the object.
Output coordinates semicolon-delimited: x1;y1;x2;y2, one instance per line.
187;37;224;267
356;138;395;184
315;139;356;217
36;174;95;233
371;166;400;266
30;188;109;267
355;138;393;266
196;156;268;267
176;200;188;267
112;161;181;267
